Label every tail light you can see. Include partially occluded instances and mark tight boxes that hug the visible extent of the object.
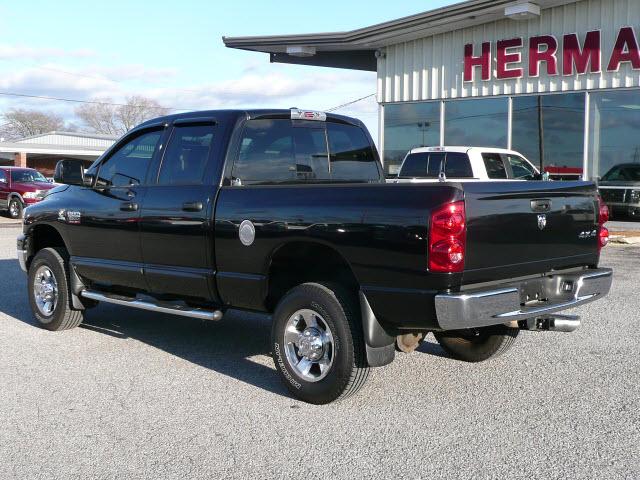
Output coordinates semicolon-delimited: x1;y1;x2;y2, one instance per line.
429;201;466;273
597;195;609;250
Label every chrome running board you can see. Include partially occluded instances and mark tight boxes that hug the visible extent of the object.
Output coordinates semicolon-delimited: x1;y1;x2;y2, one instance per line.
80;290;223;321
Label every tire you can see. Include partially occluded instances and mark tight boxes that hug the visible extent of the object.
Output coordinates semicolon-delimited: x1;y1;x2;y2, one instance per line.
434;325;519;363
271;282;370;404
28;247;84;331
8;198;24;219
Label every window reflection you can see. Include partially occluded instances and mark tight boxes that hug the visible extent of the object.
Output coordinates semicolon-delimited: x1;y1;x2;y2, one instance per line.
589;91;640;179
383;102;440;176
444;98;508;148
512;93;585;179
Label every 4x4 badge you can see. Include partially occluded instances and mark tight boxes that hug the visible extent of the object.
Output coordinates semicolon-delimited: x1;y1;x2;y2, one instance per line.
537;214;547;231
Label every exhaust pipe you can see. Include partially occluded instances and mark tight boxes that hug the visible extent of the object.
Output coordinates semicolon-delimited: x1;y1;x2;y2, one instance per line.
519;315;581;333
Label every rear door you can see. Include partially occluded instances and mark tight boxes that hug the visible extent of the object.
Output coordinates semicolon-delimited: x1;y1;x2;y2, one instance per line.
462;181;600;284
138;119;219;300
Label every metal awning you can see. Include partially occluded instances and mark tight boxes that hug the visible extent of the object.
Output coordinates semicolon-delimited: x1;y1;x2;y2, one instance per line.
223;0;578;71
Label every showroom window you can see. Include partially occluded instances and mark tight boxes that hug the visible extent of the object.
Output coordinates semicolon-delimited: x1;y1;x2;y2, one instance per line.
383;102;441;176
444;98;508;148
512;93;585;178
589;90;640;179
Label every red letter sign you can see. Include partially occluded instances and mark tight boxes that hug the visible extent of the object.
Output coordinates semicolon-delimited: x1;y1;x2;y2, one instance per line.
464;42;491;82
608;26;640;72
563;31;601;75
529;35;558;76
497;38;524;79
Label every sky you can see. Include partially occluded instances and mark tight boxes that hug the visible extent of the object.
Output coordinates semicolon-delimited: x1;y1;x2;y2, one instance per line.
0;0;455;141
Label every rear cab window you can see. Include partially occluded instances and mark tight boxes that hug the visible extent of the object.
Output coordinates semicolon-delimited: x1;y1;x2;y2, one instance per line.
231;118;381;185
399;152;444;178
443;152;473;178
399;151;472;179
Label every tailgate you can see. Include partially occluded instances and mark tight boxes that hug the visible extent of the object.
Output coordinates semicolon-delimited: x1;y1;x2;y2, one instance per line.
462;181;600;285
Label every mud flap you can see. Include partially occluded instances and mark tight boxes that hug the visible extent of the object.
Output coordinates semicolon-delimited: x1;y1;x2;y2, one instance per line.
359;291;395;367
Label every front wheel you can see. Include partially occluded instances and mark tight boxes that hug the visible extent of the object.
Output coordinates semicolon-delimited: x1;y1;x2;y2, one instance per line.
8;198;24;219
271;283;369;404
28;247;84;331
434;325;519;362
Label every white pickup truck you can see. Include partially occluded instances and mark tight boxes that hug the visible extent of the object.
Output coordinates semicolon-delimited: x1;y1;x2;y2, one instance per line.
389;146;542;183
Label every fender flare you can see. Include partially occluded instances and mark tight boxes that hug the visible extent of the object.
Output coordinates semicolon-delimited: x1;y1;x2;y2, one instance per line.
8;192;25;204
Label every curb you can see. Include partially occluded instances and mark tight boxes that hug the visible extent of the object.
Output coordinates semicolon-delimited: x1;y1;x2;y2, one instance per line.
610;234;640;245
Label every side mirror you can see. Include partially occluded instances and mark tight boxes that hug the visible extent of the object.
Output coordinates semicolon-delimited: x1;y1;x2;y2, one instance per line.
54;160;85;186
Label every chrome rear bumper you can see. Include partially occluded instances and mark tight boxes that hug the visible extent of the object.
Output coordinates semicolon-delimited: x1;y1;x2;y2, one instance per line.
435;268;613;331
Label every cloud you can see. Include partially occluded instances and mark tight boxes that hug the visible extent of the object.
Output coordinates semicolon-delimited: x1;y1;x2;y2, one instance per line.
0;61;378;137
0;44;95;60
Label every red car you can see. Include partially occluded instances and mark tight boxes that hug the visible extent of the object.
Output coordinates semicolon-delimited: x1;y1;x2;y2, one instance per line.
0;167;57;219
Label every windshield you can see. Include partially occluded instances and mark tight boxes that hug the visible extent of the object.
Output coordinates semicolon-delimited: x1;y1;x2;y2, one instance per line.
11;169;48;183
601;165;640;182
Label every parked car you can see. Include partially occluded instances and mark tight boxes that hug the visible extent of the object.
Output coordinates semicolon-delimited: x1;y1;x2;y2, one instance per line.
0;167;57;219
389;147;541;182
598;163;640;219
17;109;612;404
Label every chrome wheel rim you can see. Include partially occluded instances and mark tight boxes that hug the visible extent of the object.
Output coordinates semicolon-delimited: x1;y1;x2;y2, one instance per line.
283;309;334;382
33;266;58;318
9;201;19;217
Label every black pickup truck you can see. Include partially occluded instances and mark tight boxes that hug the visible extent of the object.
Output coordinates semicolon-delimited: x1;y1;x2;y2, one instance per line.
17;109;613;404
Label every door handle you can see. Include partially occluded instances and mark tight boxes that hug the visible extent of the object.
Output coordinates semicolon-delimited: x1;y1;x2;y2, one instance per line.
530;199;552;213
120;202;138;212
182;201;203;212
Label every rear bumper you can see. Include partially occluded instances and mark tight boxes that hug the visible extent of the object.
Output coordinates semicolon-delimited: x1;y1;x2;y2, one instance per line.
435;268;613;330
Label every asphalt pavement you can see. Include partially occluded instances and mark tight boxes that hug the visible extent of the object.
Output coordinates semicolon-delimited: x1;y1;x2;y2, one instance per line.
0;225;638;479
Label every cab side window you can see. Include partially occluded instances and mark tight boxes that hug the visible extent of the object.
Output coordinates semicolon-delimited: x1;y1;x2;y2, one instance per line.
483;153;508;179
327;123;380;182
158;125;214;185
232;119;330;184
97;130;162;188
0;170;7;184
505;155;536;180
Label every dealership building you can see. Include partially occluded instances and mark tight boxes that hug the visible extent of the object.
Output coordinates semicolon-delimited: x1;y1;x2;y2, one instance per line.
225;0;640;179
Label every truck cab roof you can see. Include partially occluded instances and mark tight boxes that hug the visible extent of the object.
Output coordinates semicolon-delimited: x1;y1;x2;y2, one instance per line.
136;109;364;131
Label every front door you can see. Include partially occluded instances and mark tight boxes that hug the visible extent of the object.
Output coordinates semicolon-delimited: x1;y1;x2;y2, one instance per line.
69;128;166;291
139;122;218;300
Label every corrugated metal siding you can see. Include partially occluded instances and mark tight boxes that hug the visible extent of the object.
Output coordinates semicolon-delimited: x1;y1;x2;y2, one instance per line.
378;0;640;102
17;134;115;148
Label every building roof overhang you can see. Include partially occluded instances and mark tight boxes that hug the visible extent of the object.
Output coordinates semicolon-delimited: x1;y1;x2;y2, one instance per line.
224;0;578;71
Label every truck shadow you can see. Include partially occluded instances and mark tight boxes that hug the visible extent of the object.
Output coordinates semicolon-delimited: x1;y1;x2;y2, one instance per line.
0;257;449;398
0;259;289;399
80;305;290;398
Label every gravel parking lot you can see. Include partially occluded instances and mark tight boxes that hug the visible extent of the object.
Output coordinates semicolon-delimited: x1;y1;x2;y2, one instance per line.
0;225;638;479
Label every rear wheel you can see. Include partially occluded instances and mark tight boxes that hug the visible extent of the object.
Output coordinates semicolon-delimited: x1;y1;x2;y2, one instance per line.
8;198;23;219
434;325;519;362
271;282;369;404
28;247;83;331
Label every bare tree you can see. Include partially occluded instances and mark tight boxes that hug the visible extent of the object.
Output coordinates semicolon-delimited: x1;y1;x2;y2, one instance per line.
0;109;65;140
75;96;170;136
